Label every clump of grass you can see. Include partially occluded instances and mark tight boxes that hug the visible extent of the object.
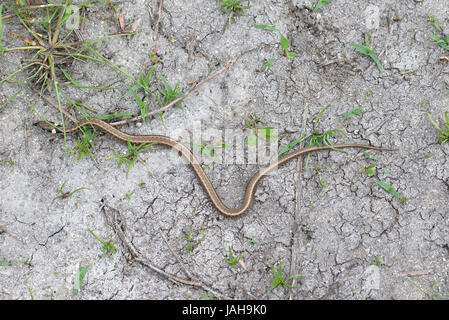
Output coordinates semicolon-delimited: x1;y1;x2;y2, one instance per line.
279;106;369;189
279;106;346;162
157;74;185;110
268;262;304;291
1;2;94;91
427;112;449;144
67;127;95;161
0;1;133;143
347;34;383;74
88;228;116;257
108;140;156;177
224;245;242;269
124;67;155;123
55;181;87;200
220;0;250;27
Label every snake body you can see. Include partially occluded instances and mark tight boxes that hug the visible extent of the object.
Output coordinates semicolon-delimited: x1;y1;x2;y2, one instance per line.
36;118;393;217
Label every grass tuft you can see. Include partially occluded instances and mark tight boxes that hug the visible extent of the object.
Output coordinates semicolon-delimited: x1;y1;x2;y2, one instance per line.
347;34;383;74
427;112;449;144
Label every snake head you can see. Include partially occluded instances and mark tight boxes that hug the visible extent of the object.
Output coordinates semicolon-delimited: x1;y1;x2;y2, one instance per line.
34;121;61;133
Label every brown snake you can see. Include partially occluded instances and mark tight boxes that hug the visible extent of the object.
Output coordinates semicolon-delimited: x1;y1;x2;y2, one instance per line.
36;118;394;217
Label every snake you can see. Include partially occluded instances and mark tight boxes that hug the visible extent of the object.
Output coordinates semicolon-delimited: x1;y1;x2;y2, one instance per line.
35;118;394;217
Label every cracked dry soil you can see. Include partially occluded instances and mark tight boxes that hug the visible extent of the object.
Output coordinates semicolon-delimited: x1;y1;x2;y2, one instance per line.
0;0;448;299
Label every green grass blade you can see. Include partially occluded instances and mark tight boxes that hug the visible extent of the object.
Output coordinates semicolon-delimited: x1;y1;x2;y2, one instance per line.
341;106;364;121
347;42;371;55
368;52;383;74
73;265;89;296
261;57;274;71
347;41;383;74
313;0;332;13
427;113;441;131
429;33;449;51
278;133;311;156
280;35;289;52
372;179;407;202
253;23;278;32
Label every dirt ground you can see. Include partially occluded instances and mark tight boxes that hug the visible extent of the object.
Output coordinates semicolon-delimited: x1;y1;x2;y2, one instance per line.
0;0;448;300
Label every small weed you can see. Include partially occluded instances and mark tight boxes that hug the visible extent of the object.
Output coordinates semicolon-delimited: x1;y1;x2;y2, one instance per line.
157;75;185;110
125;68;154;96
0;259;12;266
244;114;278;146
224;245;242;269
27;285;34;300
0;153;14;172
360;151;379;176
67;127;95;161
249;237;258;244
200;294;214;300
253;24;297;59
347;34;383;74
372;179;407;202
55;181;87;200
278;134;309;156
427;13;441;32
363;152;379;162
148;48;160;63
88;228;116;257
427;112;449;144
341;106;364;122
427;13;449;52
372;256;381;266
220;0;250;27
280;35;298;59
124;67;156;123
173;229;206;252
261;57;274;72
268;262;304;291
73;264;89;296
279;106;347;175
108;140;156;177
360;162;377;176
124;191;134;200
313;0;332;13
428;33;449;52
319;176;329;188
